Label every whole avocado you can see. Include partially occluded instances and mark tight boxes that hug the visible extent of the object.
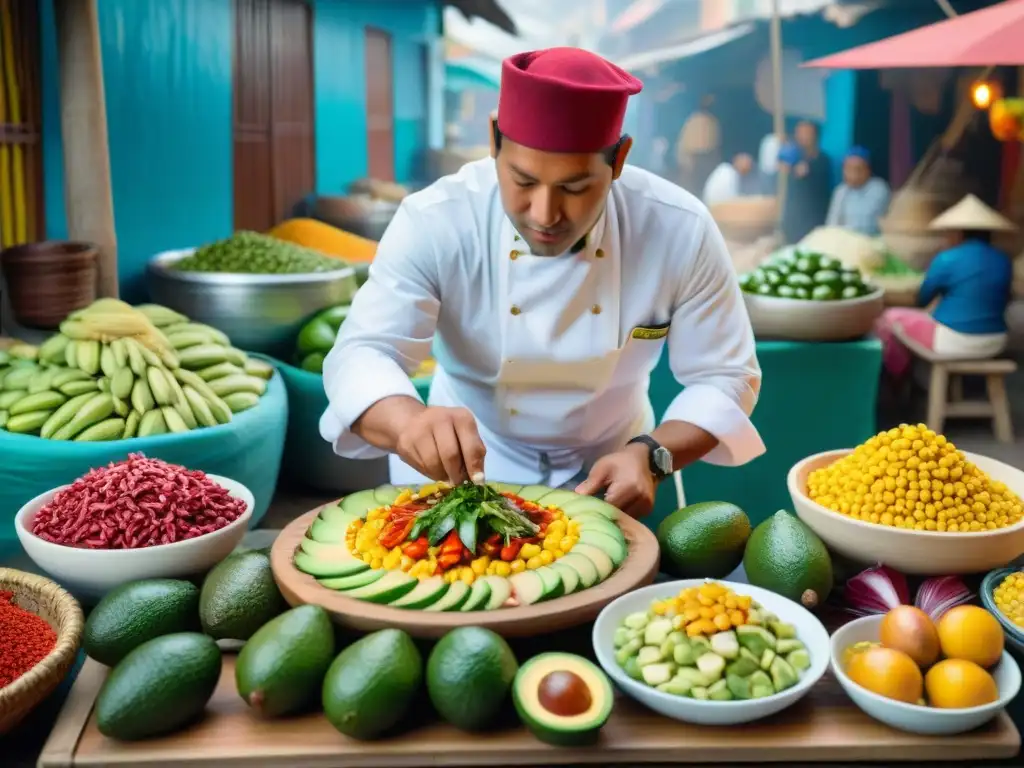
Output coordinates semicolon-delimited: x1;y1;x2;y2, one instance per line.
743;510;833;609
656;501;752;579
426;627;519;731
95;632;221;740
83;578;200;666
199;550;287;640
235;605;336;718
322;629;423;740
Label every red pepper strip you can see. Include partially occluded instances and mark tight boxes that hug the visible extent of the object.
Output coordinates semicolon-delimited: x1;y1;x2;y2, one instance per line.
500;540;523;562
378;517;416;549
437;552;462;570
402;537;429;560
481;534;502;557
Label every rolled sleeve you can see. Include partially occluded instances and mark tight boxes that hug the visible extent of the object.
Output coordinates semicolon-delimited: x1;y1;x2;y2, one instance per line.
319;202;440;458
661;210;765;467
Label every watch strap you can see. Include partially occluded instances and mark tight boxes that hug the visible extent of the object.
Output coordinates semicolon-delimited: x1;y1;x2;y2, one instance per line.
626;434;669;479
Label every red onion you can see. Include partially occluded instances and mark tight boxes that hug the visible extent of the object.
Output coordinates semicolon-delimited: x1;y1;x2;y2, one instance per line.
914;575;974;622
844;565;911;616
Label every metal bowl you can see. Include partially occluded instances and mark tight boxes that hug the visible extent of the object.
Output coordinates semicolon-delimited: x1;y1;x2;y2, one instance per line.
311;195;399;241
146;249;358;357
743;287;885;341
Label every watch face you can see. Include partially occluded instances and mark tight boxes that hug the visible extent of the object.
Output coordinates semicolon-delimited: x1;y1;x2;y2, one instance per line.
653;446;673;475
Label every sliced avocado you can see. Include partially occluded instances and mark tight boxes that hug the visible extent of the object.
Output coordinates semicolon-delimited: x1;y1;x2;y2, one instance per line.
535;488;582;509
709;630;739;660
577;530;627;566
643;618;673;646
560;495;620;521
689;685;709;700
708;678;733;701
696;652;726;682
339;488;379;517
533;566;565;601
550;562;580;595
309;517;349;544
673;666;710;689
641;662;674;686
421;580;471;611
390;577;449;609
571;543;614;581
770;656;800;692
726;673;753;699
769;620;798;639
760;649;776;671
488;482;523;496
737;625;777;656
689;635;711;652
572;513;622;537
345;571;418;604
480;575;512;610
658;676;691;696
459;579;492;611
294;550;368;579
672;639;700;666
622;656;643;681
787;649;811;673
558;552;598;588
739;646;760;665
374;484;401;506
776;638;805;655
316;504;358;525
318;569;385;591
513;653;613;746
298;538;357;559
509;571;546;605
517;484;555;502
748;670;775;698
726;655;760;677
637;645;664;667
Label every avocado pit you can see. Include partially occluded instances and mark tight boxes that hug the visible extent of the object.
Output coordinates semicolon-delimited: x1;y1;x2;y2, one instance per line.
538;670;592;717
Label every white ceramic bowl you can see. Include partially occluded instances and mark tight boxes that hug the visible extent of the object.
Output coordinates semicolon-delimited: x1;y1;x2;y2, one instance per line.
592;580;830;726
788;449;1024;575
742;287;884;342
14;474;254;600
831;615;1021;735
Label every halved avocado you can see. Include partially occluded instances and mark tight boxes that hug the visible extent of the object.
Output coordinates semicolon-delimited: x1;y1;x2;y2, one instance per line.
294;550;368;579
339;489;379;517
513;652;614;746
391;576;449;609
560;496;620;521
577;530;627;566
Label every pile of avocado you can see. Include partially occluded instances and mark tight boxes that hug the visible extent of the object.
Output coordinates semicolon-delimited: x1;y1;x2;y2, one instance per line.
80;549;615;745
739;250;875;301
615;608;811;701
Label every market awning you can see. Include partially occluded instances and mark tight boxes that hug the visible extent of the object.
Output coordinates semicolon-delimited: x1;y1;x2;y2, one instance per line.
802;0;1024;69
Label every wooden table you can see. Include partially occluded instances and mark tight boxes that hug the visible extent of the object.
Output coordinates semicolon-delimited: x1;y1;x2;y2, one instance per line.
38;653;1019;767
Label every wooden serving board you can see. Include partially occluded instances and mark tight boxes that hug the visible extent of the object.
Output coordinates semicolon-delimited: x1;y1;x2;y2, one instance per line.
270;508;661;639
39;655;1020;767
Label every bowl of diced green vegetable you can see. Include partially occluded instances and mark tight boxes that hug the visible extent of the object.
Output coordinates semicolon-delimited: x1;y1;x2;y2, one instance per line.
146;232;359;357
738;250;885;341
592;579;830;725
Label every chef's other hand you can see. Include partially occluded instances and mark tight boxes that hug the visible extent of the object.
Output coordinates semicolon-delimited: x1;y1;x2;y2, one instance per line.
396;406;486;485
575;448;655;518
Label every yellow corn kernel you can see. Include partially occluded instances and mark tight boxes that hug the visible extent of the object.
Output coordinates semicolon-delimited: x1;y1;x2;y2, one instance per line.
444;569;460;583
394;489;413;505
428;546;439;557
400;555;415;570
408;561;426;578
553;550;566;559
543;536;562;552
371;545;388;560
558;536;575;552
736;595;752;610
510;559;526;573
683;607;702;622
460;568;476;585
728;609;747;626
493;561;512;577
520;543;542;560
678;587;696;600
713;613;732;631
712;603;727;615
567;520;580;536
370;557;383;569
526;556;543;570
682;599;701;612
372;518;385;531
700;583;726;599
698;606;715;620
547;518;566;536
361;552;373;564
471;557;490;575
382;549;402;570
539;550;555;564
349;518;364;529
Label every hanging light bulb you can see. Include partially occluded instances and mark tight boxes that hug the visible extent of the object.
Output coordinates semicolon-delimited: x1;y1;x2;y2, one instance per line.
971;80;1002;110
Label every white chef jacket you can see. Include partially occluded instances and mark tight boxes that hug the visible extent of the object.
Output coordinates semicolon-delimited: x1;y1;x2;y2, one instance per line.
320;158;764;488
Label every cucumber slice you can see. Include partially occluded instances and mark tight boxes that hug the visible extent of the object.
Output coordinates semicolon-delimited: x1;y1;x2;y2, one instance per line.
578;529;627;566
309;517;349;544
460;579;492;611
345;570;418;604
571;543;615;581
550;561;580;595
294;550;368;579
318;506;360;526
509;571;546;605
558;552;599;588
318;568;385;591
480;576;512;609
390;576;449;609
533;566;565;601
425;580;471;611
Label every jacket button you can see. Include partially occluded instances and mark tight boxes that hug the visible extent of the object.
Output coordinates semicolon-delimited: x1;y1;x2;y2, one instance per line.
510;250;521;260
595;248;605;258
510;305;521;316
591;304;602;315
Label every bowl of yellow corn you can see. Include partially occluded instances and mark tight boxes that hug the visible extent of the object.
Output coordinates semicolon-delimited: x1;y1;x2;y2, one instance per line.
981;567;1024;654
787;425;1024;575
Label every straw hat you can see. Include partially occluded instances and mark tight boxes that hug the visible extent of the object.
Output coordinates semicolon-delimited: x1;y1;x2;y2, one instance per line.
928;194;1017;232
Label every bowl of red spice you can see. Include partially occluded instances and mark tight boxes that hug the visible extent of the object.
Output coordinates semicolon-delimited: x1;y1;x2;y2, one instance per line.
14;454;254;600
0;568;84;734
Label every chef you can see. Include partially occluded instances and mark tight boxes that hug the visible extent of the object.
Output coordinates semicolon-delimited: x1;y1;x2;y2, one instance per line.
320;47;764;518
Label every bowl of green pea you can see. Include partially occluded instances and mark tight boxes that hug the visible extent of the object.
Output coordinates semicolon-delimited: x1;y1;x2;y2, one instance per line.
738;250;884;342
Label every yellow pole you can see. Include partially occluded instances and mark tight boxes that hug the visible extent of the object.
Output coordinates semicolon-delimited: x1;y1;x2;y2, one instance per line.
0;0;27;245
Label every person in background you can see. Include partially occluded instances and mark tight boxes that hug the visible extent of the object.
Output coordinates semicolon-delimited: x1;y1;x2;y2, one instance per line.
675;94;721;193
702;152;765;207
825;146;891;236
874;194;1016;381
779;121;832;244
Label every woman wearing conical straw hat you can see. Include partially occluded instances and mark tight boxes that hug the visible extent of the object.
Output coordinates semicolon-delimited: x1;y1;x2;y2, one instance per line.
874;194;1016;380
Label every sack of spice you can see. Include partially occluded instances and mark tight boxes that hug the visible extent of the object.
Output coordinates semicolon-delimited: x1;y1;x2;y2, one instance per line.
0;589;58;691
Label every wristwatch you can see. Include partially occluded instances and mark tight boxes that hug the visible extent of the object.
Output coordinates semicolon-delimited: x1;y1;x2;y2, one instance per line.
626;435;673;481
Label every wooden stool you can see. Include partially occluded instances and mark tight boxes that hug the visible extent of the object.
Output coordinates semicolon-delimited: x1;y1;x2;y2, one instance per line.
892;325;1017;443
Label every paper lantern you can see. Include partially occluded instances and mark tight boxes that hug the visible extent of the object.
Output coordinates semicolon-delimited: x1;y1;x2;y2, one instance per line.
989;98;1024;142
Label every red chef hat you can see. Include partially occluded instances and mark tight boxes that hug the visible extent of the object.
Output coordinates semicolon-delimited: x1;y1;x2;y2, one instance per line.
497;47;643;154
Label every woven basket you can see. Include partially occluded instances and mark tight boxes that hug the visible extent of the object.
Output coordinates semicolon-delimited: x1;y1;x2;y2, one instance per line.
0;568;84;734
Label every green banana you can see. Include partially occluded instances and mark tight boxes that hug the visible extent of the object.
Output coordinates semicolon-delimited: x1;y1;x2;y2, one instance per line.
41;392;99;439
223;392;260;413
6;410;54;434
124;410;141;439
110;338;129;368
161;406;189;433
97;378;110;393
177;344;231;370
209;374;267;398
172;322;230;346
64;339;80;368
8;344;37;361
125;338;147;376
244;358;275;380
100;345;119;377
53;393;115;441
165;330;217;350
138;409;168;437
0;410;7;429
27;369;56;394
130;378;156;413
59;319;95;341
38;334;70;365
183;386;218;428
127;338;162;368
157;347;180;370
51;368;93;388
112;396;130;418
2;368;35;391
10;391;67;417
196;362;243;381
76;340;102;375
147;366;175;406
74;417;126;442
136;304;188;327
111;367;135;400
172;368;220;402
173;399;198;429
223;347;248;367
59;379;100;397
0;390;27;409
204;393;233;424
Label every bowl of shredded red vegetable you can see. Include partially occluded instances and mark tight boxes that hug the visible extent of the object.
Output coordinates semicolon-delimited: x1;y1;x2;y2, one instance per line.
0;568;84;734
14;454;254;600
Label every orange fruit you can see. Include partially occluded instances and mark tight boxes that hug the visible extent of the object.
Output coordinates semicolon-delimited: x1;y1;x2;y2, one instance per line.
880;606;940;668
846;645;923;704
925;658;999;709
936;606;1005;668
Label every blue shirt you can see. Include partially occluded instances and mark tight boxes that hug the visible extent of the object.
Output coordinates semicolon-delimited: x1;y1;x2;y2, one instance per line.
826;177;891;236
917;240;1013;334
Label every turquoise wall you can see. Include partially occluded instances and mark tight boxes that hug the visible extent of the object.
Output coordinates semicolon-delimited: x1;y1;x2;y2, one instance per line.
39;0;438;302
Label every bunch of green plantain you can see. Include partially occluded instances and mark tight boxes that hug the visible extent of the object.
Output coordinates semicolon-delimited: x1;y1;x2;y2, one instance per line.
0;300;275;442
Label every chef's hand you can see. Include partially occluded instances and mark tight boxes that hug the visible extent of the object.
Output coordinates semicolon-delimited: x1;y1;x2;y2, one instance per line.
575;446;655;518
396;406;486;485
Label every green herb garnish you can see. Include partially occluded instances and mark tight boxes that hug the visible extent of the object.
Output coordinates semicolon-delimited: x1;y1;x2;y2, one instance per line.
407;483;538;552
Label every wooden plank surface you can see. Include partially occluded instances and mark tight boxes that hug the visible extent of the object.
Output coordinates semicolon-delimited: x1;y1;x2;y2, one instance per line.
40;655;1020;767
